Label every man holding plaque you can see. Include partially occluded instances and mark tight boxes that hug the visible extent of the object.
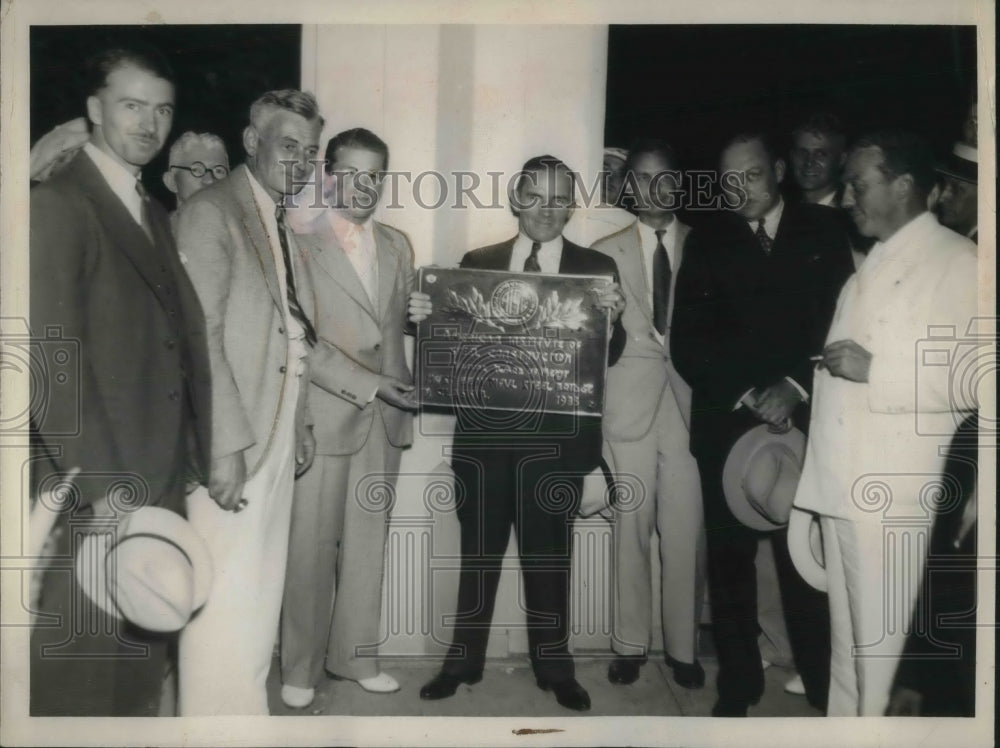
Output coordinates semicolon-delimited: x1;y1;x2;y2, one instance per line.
410;155;626;711
591;139;707;690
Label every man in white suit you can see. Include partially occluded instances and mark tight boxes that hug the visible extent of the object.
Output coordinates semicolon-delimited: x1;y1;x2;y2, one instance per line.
175;89;323;715
792;131;978;716
279;128;417;709
591;139;706;689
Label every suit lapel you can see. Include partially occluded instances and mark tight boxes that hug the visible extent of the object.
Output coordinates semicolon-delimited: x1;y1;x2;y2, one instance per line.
232;166;283;312
307;220;378;321
621;224;654;320
73;153;178;313
374;222;397;321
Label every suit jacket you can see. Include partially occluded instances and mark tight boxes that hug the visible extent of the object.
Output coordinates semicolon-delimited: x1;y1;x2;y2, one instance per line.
30;150;211;512
454;236;626;472
175;164;312;476
671;202;854;457
591;218;693;439
296;218;415;455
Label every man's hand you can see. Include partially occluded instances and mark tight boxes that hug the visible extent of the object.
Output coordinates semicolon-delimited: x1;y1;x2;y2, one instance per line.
408;291;433;324
377;376;418;411
209;451;247;512
886;686;923;716
753;380;803;428
819;339;872;382
295;425;316;478
594;281;626;323
30;117;88;182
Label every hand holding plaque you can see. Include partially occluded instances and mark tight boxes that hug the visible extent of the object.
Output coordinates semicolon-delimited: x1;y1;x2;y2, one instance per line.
415;267;614;416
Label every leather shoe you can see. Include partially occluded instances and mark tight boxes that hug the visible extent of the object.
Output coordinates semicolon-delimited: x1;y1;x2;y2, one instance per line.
711;698;748;717
665;655;705;689
607;657;641;685
419;671;482;700
536;677;591;711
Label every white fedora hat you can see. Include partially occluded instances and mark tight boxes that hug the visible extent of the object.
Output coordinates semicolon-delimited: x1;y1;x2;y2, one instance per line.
76;506;213;632
722;424;807;531
788;507;827;592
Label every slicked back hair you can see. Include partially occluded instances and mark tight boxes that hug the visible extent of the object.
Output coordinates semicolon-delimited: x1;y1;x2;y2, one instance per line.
84;44;176;97
324;127;390;172
248;89;324;132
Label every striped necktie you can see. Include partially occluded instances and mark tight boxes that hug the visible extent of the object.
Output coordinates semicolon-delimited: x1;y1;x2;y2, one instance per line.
275;205;318;347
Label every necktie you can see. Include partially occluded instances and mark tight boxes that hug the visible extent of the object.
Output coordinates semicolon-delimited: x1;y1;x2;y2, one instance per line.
135;180;154;243
652;228;670;335
275;205;318;347
755;218;773;253
523;240;542;272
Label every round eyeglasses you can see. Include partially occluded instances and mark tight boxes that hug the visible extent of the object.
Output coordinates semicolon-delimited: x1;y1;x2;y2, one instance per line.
171;161;230;180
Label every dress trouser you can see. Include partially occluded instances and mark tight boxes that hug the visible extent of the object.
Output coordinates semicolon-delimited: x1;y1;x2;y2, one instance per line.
281;416;400;687
823;514;928;716
30;427;188;716
442;440;581;683
606;381;705;664
178;372;300;716
697;440;831;710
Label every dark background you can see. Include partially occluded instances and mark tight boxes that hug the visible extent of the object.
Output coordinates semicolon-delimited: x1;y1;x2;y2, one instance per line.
605;25;977;172
31;24;977;208
31;25;301;205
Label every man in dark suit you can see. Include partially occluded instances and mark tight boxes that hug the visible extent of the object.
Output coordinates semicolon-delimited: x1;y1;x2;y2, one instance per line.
411;155;626;711
672;133;854;716
29;45;211;716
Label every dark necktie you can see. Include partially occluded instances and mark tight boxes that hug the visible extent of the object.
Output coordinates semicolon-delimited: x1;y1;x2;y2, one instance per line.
134;180;154;243
652;228;670;335
755;218;773;253
523;240;542;272
275;205;318;347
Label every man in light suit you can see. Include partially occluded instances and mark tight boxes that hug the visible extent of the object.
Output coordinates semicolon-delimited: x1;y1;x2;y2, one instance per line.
279;128;417;709
29;44;211;717
175;89;322;715
412;156;627;711
793;131;978;716
590;139;706;689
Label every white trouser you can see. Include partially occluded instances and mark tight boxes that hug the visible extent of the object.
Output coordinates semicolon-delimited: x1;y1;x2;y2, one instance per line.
822;514;928;716
179;373;300;716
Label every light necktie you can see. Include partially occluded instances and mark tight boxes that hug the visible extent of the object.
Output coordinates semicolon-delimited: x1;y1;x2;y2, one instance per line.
652;228;670;335
274;205;318;347
755;218;773;253
134;180;154;243
523;240;542;272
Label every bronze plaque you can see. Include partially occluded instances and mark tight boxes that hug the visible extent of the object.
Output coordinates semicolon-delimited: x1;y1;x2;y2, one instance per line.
416;267;612;416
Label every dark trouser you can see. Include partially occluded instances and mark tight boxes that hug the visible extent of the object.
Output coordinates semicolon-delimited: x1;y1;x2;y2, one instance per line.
697;444;830;711
442;441;581;683
30;520;173;716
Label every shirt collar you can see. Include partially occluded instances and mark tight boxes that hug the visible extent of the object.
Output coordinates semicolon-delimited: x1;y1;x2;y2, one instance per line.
327;209;374;247
636;216;677;247
83;141;142;206
863;211;937;269
246;167;279;214
517;232;563;255
747;197;784;238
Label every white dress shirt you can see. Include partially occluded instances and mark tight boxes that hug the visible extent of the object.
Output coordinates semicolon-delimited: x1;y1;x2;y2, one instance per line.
326;210;379;306
246;170;308;362
635;217;679;345
83;142;144;227
508;233;563;273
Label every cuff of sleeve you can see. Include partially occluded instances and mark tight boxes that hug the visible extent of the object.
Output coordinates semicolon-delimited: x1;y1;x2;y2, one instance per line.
367;383;379;404
785;376;810;402
733;388;755;411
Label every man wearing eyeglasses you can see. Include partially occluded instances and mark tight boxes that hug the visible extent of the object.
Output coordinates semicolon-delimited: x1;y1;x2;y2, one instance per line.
163;131;230;228
278;128;416;709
